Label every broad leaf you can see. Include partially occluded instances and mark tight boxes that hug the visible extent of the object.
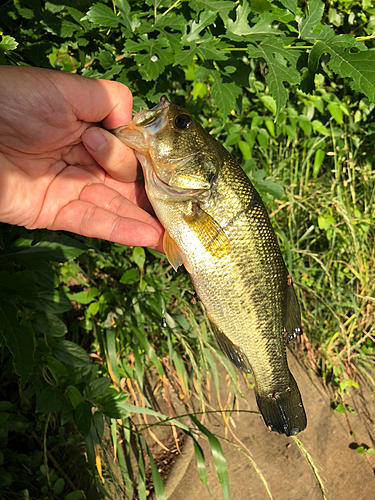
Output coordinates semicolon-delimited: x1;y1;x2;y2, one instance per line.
53;340;90;367
84;378;111;399
211;73;241;121
86;3;119;28
0;271;37;300
36;386;66;413
247;37;300;117
226;12;278;41
0;301;34;388
185;10;217;42
298;0;324;40
34;312;67;337
225;1;251;36
0;233;86;264
74;401;92;436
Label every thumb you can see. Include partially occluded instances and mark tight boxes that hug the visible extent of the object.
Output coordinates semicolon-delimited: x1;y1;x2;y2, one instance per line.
82;127;140;182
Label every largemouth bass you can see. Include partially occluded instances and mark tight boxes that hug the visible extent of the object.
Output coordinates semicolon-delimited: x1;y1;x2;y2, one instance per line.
115;96;307;436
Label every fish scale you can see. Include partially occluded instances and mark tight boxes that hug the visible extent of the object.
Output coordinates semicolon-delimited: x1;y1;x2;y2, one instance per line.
115;96;307;436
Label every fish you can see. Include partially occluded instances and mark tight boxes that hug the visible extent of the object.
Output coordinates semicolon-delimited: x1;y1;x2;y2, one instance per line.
114;96;307;436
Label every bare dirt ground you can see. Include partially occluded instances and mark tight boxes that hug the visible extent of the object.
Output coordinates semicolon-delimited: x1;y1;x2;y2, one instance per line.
158;353;375;500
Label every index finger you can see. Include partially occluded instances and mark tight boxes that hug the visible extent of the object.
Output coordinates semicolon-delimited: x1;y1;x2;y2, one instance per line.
51;71;133;128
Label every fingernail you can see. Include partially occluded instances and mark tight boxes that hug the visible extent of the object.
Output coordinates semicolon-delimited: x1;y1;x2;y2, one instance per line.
83;128;106;152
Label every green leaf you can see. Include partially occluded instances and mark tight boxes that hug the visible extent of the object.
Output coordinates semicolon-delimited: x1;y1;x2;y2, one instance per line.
131;326;164;377
191;435;211;493
53;477;65;495
86;3;119;28
185;10;217;42
99;391;130;419
226;12;278;41
140;437;166;500
247;37;300;116
34;312;67;337
311;119;330;136
53;340;90;367
120;268;140;284
132;246;146;270
41;12;81;37
318;214;335;231
124;34;172;81
84;378;111;399
313;149;325;179
190;0;234;22
65;491;84;500
302;34;358;93
118;402;190;431
105;329;121;386
0;35;18;52
211;74;241;121
328;102;343;124
36;386;65;413
74;401;92;436
66;289;97;305
0;300;34;388
0;233;86;264
225;1;251;36
115;0;133;30
45;356;68;379
298;0;324;39
325;45;375;104
67;386;83;409
278;0;297;14
31;289;72;314
0;271;37;299
190;416;230;500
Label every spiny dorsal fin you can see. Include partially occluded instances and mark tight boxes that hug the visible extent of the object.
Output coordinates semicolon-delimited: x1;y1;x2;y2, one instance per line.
184;204;231;258
163;231;184;271
210;320;252;374
283;276;302;344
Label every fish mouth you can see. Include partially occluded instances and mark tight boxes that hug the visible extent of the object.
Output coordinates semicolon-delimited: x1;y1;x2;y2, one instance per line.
113;96;171;150
133;95;170;127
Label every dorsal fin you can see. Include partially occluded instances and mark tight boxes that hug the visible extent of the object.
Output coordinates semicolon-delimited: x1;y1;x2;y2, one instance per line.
210;320;252;374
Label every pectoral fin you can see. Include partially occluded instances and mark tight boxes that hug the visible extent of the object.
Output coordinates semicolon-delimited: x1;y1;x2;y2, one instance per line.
184;204;231;258
210;321;252;374
163;231;184;271
283;277;302;344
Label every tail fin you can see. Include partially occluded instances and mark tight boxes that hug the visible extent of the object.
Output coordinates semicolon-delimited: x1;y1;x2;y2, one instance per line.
255;374;307;436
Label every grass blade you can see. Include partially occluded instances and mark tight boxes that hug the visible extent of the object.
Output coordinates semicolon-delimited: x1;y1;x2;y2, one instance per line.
190;415;230;500
140;436;166;500
291;436;327;500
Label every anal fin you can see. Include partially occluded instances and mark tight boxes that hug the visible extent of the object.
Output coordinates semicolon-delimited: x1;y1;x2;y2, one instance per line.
210;321;252;374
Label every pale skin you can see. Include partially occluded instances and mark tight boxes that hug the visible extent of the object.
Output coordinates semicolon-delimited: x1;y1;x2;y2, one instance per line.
0;66;164;252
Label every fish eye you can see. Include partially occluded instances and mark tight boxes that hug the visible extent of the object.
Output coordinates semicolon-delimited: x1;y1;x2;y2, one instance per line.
174;114;191;130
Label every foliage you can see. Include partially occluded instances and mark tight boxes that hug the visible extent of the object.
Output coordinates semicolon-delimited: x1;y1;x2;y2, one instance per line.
1;0;375;498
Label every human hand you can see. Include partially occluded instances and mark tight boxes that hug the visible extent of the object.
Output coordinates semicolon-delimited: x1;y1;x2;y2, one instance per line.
0;66;163;251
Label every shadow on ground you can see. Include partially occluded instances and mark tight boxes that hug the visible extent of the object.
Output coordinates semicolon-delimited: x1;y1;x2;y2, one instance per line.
159;353;375;500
